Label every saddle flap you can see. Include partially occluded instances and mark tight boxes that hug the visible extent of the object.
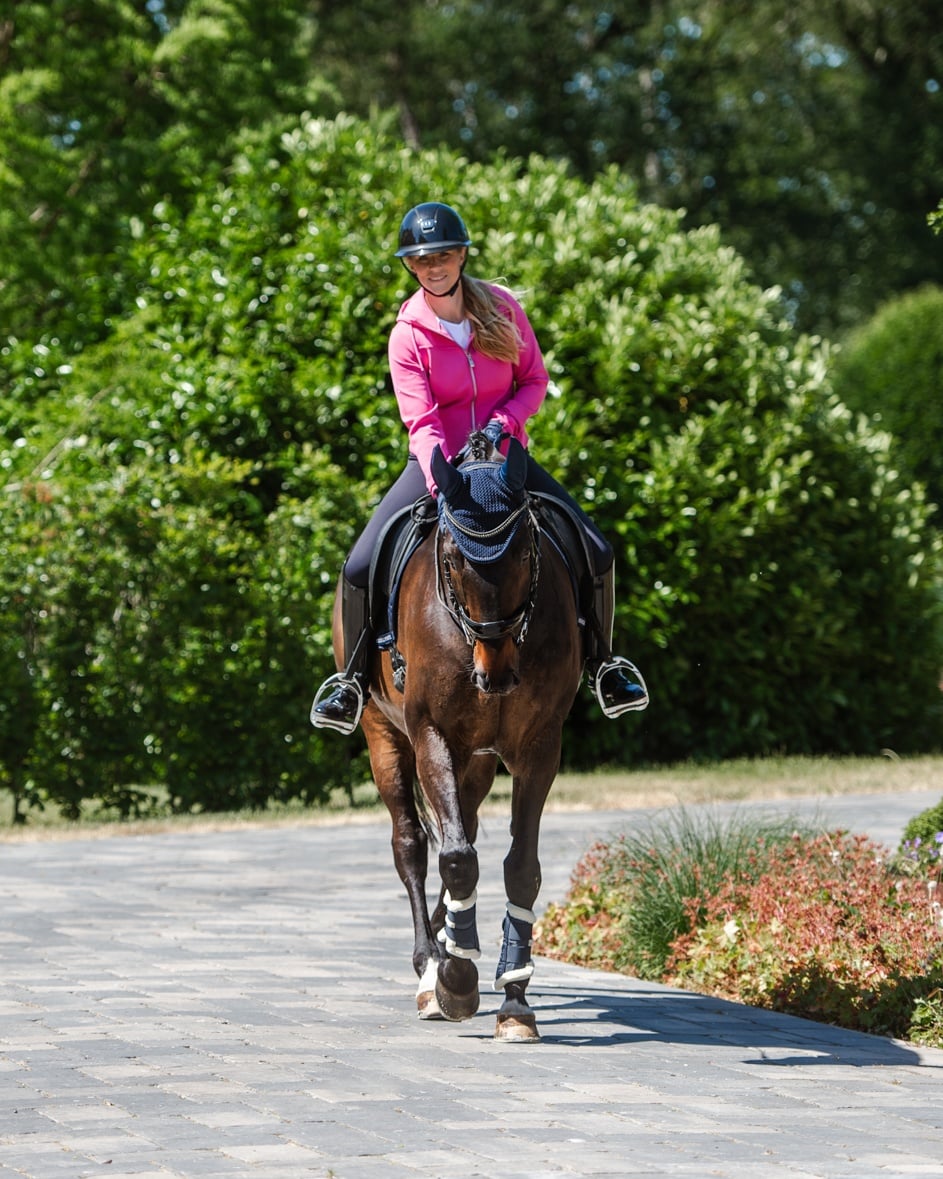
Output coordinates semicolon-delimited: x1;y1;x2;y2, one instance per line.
531;493;593;601
368;496;436;647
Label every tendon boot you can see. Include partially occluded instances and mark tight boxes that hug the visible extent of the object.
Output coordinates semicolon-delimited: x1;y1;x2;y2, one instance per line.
310;577;372;735
588;565;649;718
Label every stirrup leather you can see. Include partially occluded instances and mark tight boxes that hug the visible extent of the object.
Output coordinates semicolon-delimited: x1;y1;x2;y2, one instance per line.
309;673;365;735
594;657;649;719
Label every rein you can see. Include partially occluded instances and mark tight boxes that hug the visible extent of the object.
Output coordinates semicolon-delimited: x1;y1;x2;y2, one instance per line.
436;505;541;648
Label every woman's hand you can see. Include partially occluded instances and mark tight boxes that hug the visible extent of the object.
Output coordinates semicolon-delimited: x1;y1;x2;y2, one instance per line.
482;419;506;447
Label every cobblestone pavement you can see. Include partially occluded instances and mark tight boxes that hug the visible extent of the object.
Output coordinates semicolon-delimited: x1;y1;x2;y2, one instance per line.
2;790;943;1179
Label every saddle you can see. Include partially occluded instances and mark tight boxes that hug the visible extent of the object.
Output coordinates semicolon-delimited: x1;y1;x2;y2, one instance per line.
528;493;593;621
368;495;437;655
367;492;593;692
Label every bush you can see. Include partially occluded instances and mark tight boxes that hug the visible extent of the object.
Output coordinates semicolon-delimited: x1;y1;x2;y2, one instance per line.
0;444;367;817
901;797;943;847
537;813;943;1048
831;284;943;509
2;112;942;816
665;832;943;1044
534;808;810;979
894;799;943;887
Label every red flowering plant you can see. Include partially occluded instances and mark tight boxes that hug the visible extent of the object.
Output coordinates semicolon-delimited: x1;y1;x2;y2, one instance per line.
664;832;943;1043
535;840;629;974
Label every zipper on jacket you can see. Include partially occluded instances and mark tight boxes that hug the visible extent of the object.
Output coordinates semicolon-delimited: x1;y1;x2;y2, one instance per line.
466;349;479;435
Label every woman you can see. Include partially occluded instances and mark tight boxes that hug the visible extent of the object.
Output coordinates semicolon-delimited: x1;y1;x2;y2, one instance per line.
311;201;648;733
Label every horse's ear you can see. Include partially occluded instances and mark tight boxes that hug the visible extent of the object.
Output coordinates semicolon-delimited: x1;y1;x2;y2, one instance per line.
431;445;463;502
500;437;528;492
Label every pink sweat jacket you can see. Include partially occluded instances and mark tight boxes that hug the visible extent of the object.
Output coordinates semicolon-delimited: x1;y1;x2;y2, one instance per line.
388;283;549;494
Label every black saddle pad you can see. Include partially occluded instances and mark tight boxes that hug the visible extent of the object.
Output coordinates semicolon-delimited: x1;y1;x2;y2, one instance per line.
530;492;592;602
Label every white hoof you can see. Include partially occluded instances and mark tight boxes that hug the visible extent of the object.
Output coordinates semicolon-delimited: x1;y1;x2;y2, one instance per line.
416;960;442;1019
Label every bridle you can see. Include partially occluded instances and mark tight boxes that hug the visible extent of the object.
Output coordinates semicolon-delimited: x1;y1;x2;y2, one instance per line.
435;502;542;648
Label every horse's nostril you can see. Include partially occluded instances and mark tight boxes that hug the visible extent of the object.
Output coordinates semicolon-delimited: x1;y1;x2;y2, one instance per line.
474;665;520;696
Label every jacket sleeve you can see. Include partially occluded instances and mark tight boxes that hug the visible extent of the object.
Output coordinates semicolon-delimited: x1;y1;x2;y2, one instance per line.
488;293;549;442
388;320;447;494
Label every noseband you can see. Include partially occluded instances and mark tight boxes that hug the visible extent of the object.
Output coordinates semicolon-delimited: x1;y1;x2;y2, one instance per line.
436;504;541;648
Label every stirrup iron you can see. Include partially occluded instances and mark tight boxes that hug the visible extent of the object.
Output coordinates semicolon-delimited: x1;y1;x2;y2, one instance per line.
309;673;365;735
594;657;649;719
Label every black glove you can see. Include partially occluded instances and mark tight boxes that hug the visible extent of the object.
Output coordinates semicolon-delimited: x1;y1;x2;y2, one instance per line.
482;419;506;447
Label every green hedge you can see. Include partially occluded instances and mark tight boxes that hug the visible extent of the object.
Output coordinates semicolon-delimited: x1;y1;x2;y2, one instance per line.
1;114;941;817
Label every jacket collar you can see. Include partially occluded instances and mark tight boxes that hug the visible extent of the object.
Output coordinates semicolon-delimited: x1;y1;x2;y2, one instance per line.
396;287;464;336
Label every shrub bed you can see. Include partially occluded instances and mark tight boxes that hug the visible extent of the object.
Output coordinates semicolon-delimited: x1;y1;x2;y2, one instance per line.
535;809;943;1048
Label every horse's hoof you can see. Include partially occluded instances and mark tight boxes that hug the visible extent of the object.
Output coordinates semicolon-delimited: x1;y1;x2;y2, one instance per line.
434;978;480;1021
494;1011;541;1042
417;990;444;1020
434;958;480;1022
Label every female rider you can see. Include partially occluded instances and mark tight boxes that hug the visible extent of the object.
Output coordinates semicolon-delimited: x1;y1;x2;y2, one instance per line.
311;201;648;733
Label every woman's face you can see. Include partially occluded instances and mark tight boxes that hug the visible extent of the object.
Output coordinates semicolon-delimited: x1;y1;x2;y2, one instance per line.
406;247;467;295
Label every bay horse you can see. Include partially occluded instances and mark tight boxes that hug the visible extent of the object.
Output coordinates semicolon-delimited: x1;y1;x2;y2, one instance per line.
338;432;583;1041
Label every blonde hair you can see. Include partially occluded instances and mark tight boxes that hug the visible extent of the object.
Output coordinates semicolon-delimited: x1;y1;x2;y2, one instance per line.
462;276;523;363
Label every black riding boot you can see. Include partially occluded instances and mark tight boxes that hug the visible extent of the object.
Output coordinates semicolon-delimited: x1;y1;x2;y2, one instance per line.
589;565;649;718
310;577;372;735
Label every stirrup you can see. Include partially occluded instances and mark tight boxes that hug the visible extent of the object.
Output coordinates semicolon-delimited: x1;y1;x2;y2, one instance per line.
594;657;649;719
309;673;365;735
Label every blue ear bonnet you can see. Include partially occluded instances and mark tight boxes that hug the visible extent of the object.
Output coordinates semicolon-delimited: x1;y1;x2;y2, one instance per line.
437;460;529;564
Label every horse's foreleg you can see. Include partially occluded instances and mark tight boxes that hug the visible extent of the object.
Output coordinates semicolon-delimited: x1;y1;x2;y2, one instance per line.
362;711;440;1017
494;753;558;1042
415;726;481;1022
433;843;481;1022
494;885;540;1042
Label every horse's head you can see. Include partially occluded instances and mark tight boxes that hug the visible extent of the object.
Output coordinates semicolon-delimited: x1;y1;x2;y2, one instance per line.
431;438;539;696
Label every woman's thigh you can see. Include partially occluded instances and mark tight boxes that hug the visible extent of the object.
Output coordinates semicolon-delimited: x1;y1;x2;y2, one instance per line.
343;459;428;587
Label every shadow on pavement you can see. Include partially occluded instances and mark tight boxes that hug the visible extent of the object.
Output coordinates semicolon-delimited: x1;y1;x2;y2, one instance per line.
470;980;940;1066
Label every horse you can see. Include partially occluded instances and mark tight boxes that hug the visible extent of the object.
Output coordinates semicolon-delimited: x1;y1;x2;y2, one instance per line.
335;432;583;1041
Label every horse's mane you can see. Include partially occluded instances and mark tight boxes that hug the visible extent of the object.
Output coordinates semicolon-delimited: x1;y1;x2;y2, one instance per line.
463;430;499;464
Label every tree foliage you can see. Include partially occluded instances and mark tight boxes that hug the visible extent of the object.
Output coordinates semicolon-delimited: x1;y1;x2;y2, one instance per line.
1;114;940;817
831;285;943;510
0;0;326;347
4;0;940;352
308;0;943;336
2;3;942;817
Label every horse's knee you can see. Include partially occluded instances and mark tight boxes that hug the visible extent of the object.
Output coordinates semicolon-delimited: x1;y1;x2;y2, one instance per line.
438;847;479;900
393;814;427;857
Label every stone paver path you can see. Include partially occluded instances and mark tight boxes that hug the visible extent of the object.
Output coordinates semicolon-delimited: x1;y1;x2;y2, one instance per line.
2;790;943;1178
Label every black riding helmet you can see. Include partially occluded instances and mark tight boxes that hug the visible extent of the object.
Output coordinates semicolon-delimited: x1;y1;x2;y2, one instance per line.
395;202;472;257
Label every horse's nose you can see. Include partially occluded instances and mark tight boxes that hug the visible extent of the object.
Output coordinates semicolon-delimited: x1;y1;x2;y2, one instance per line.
474;668;521;695
473;640;521;695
